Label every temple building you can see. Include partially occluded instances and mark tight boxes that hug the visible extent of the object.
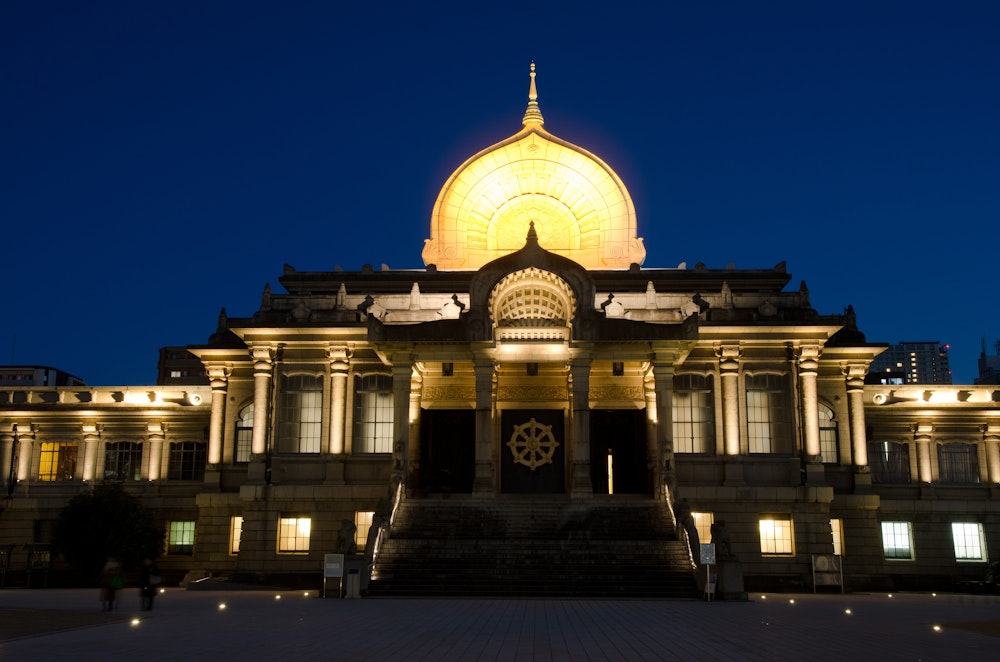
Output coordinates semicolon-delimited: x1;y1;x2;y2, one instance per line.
1;66;998;595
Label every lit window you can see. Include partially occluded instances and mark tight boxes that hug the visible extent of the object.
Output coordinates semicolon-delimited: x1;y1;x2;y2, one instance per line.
354;511;375;549
868;441;911;484
168;442;207;481
881;521;914;560
277;374;323;453
38;442;78;481
104;441;142;481
952;523;987;562
673;374;715;454
746;374;793;454
759;515;794;555
830;518;844;556
692;512;714;547
234;402;254;463
938;443;979;484
230;516;243;555
818;403;838;464
168;521;195;555
277;516;311;554
353;374;394;453
170;370;182;378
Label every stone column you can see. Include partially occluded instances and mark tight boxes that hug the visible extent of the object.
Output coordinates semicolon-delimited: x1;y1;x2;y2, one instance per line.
644;373;658;490
16;424;34;482
914;423;933;484
146;422;165;481
327;346;351;455
717;344;741;456
206;365;231;465
390;360;413;484
408;373;423;484
843;364;870;475
797;346;822;460
569;358;592;497
473;359;495;494
81;422;101;481
250;345;275;456
651;358;675;496
0;427;13;492
984;424;1000;485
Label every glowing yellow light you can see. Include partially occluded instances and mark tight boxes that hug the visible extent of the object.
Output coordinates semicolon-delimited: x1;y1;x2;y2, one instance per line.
844;609;852;615
275;595;282;600
303;591;310;598
932;592;937;597
218;602;227;610
788;599;795;605
932;625;942;633
760;595;767;600
887;594;893;598
159;588;165;594
130;618;141;626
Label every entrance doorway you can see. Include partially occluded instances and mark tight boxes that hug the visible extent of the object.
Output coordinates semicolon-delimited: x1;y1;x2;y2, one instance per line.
590;409;648;495
419;409;475;494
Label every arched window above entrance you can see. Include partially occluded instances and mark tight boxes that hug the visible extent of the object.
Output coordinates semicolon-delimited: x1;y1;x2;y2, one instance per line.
489;268;575;341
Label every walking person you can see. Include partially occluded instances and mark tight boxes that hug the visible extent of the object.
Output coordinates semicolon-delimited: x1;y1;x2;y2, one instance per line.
139;558;161;611
99;557;123;611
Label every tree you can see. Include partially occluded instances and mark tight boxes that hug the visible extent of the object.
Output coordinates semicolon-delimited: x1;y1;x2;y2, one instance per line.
52;483;164;578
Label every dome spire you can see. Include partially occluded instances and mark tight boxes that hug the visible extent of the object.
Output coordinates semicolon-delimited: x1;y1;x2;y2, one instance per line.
522;61;544;127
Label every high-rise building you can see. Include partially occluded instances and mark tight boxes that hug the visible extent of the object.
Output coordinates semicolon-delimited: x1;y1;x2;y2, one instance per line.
975;338;1000;385
867;341;951;385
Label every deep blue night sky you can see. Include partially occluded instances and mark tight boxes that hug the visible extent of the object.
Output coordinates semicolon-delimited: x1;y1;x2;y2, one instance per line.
2;1;998;385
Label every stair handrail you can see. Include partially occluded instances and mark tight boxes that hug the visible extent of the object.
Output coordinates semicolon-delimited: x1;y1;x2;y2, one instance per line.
362;474;405;588
663;475;699;569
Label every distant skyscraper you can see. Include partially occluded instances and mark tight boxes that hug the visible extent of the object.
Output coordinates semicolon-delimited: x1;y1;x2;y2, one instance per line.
975;338;1000;385
868;341;951;385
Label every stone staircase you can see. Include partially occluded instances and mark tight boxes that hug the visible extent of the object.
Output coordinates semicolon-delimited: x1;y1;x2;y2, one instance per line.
367;496;698;598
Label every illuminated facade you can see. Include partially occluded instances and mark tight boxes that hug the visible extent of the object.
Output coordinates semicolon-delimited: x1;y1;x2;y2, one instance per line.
1;67;998;594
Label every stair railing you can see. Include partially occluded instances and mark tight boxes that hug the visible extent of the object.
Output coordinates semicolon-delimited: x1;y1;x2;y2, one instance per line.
363;474;405;587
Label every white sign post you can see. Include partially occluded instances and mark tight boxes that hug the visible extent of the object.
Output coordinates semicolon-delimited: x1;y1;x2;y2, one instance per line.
323;553;345;598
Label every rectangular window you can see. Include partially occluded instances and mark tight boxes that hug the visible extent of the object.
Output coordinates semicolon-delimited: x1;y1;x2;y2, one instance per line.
938;444;980;484
168;520;195;555
354;375;394;453
278;374;323;453
354;510;375;549
673;374;715;454
168;442;207;481
691;512;714;548
869;441;911;484
38;442;78;481
228;516;244;555
818;404;839;464
881;521;914;560
830;518;844;556
277;516;311;554
746;374;792;454
952;523;987;562
759;515;794;556
104;441;142;481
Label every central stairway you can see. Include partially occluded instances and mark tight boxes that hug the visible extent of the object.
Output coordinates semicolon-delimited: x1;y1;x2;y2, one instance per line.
366;496;699;598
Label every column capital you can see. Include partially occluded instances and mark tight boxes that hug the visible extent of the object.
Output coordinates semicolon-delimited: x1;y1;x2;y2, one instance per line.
841;361;870;382
911;422;934;439
81;422;103;436
327;345;353;365
715;343;741;371
249;344;276;367
795;344;821;372
206;364;232;382
146;422;166;436
982;423;1000;442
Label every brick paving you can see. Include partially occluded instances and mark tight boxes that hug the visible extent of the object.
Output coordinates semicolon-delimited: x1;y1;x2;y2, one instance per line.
0;588;997;660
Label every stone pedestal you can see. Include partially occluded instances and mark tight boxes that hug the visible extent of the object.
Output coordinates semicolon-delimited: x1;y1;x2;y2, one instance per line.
716;560;747;601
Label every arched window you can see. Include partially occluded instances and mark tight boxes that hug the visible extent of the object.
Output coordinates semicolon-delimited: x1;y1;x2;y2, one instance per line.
745;373;793;454
673;374;715;454
104;441;142;481
868;441;910;484
818;403;839;464
277;373;323;454
234;402;254;463
168;441;207;481
938;443;979;484
353;374;393;453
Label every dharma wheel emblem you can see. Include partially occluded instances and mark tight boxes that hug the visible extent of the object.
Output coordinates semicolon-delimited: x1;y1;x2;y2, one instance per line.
507;417;559;471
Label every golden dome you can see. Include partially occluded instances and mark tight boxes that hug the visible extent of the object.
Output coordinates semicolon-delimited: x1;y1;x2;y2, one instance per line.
422;63;645;271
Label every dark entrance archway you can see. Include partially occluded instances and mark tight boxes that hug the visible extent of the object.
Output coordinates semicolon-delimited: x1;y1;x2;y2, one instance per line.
590;409;649;495
418;409;475;494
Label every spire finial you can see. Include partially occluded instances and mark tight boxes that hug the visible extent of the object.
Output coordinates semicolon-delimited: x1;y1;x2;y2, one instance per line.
522;61;544;127
526;220;539;243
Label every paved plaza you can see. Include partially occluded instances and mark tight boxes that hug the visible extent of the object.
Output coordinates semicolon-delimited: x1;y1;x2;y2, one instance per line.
0;587;997;660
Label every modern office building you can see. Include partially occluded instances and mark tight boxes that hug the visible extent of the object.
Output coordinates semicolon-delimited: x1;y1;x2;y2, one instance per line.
868;341;952;385
1;67;997;595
